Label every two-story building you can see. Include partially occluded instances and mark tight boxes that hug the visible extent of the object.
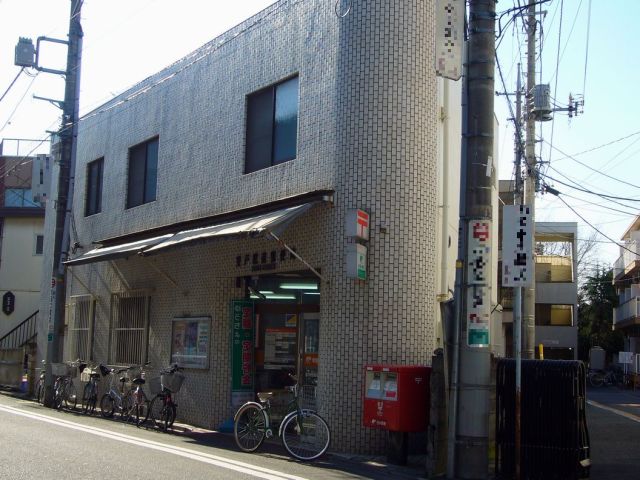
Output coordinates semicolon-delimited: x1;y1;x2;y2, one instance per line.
36;0;502;453
0;141;50;387
613;215;640;354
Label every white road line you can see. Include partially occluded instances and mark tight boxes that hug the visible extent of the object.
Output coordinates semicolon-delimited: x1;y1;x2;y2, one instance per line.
587;399;640;423
0;404;308;480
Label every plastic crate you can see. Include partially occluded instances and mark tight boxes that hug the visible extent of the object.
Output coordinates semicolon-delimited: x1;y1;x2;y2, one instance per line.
161;372;185;393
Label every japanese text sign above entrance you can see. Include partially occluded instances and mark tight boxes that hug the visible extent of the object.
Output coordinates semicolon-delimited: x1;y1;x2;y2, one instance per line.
502;205;533;287
346;209;369;241
467;220;492;347
231;301;254;406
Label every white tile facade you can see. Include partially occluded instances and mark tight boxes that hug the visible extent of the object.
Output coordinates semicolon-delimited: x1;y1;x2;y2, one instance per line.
45;0;446;453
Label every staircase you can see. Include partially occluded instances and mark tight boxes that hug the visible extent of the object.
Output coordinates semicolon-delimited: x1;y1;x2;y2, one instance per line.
0;311;38;391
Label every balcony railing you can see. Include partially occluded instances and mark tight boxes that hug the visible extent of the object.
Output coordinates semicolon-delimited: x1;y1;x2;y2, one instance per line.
614;240;640;279
614;297;640;326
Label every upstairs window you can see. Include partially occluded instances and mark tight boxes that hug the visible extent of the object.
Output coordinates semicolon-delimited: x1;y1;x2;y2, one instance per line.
127;137;158;208
85;158;103;216
4;188;36;207
245;76;299;174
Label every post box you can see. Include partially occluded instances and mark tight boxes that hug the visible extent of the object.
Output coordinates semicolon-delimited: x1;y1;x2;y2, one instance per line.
363;364;431;432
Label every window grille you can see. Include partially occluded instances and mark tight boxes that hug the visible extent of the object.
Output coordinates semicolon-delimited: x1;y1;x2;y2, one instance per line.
109;291;150;365
66;295;95;361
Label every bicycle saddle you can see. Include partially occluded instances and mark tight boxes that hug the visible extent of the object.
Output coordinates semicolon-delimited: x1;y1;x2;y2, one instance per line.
257;392;274;402
132;377;145;385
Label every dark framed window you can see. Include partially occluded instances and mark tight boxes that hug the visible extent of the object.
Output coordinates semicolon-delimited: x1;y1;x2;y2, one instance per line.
34;234;44;255
127;137;158;208
245;76;299;174
85;158;103;216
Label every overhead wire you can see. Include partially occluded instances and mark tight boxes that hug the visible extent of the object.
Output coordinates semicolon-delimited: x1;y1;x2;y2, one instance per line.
550;130;640;162
547;0;563;171
541;171;640;203
0;68;25;105
0;72;39;135
582;0;592;102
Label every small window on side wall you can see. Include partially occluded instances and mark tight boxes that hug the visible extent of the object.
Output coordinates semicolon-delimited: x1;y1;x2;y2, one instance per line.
85;158;103;216
127;137;158;209
245;76;299;174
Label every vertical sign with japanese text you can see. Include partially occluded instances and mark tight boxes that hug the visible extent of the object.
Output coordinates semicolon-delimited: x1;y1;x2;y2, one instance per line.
467;220;492;347
435;0;464;80
231;300;254;407
502;205;533;287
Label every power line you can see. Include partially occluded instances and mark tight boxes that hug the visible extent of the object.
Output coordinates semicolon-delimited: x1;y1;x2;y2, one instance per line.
0;72;39;134
0;68;25;105
550;130;640;162
543;140;640;190
582;0;592;101
547;189;637;256
541;171;640;203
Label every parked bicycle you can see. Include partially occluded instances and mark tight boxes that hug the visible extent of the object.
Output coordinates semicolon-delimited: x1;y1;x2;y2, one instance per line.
143;364;185;431
80;363;110;415
34;360;46;404
588;367;625;388
52;360;85;410
233;374;330;461
100;365;136;420
131;363;151;426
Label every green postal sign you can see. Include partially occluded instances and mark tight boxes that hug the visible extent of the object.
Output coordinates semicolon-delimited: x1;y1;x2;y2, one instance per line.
231;301;254;394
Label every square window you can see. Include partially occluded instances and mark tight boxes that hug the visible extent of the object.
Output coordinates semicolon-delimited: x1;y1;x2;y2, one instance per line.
245;76;299;174
127;137;158;208
85;158;103;216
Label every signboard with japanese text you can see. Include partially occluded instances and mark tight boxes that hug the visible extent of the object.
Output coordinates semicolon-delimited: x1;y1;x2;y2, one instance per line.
171;317;210;369
2;291;15;315
502;205;533;287
346;243;367;280
435;0;464;80
467;220;492;347
231;301;254;406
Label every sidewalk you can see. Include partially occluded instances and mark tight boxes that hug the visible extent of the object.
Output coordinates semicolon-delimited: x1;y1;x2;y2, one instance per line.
586;386;640;480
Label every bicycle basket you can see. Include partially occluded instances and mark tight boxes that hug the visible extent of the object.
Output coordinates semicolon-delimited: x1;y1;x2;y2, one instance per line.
149;376;162;395
51;363;73;377
80;370;93;383
161;372;185;393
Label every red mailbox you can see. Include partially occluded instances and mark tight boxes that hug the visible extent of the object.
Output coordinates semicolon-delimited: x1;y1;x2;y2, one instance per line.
363;364;431;432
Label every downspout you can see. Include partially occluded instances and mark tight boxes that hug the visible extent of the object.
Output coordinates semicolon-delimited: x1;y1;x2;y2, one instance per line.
440;79;451;308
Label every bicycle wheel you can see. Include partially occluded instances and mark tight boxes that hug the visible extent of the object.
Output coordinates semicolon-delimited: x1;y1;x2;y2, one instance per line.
147;395;166;430
35;380;45;404
135;399;150;427
100;394;115;418
53;380;64;410
81;383;94;414
589;372;604;387
120;391;134;422
281;411;330;461
64;383;78;410
163;403;176;431
234;403;267;453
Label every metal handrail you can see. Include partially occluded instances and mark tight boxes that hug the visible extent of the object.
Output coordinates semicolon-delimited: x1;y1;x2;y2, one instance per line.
0;310;38;350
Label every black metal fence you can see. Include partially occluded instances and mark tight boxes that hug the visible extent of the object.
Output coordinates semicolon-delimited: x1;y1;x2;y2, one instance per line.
496;359;590;480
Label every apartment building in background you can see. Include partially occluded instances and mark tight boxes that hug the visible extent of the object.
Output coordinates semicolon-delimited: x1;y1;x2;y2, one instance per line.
613;215;640;353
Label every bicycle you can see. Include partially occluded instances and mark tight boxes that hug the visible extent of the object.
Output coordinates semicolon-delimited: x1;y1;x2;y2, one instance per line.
100;365;136;420
80;363;110;415
233;374;330;461
130;363;151;426
143;364;185;431
588;368;624;388
34;360;46;404
52;360;85;410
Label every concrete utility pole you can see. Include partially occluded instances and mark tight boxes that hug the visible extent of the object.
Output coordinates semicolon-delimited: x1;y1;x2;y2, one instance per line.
449;0;496;478
44;0;83;405
522;0;537;360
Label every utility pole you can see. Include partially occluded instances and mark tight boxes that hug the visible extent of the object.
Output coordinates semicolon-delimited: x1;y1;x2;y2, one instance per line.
45;0;83;405
522;0;537;360
449;1;496;478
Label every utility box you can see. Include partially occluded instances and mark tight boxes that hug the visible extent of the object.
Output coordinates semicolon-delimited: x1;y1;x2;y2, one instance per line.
363;364;431;432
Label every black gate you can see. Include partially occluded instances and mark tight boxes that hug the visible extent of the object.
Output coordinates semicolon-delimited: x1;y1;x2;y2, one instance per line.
495;359;590;479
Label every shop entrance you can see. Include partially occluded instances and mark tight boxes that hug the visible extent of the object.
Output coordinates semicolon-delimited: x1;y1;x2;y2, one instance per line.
249;274;320;400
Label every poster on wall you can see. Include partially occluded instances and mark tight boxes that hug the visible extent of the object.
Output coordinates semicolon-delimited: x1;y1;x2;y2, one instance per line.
171;317;211;369
231;300;254;407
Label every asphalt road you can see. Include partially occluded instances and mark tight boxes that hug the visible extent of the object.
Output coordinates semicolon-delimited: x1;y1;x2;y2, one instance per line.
0;394;423;480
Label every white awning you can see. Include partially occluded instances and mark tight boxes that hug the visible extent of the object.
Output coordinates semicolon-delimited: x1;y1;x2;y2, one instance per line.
65;202;315;266
143;202;314;255
64;234;174;266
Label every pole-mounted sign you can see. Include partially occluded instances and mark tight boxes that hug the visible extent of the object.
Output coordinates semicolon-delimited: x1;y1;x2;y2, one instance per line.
467;220;492;347
502;205;533;287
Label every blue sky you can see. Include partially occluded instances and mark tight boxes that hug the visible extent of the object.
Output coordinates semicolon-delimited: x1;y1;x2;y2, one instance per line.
1;0;638;269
